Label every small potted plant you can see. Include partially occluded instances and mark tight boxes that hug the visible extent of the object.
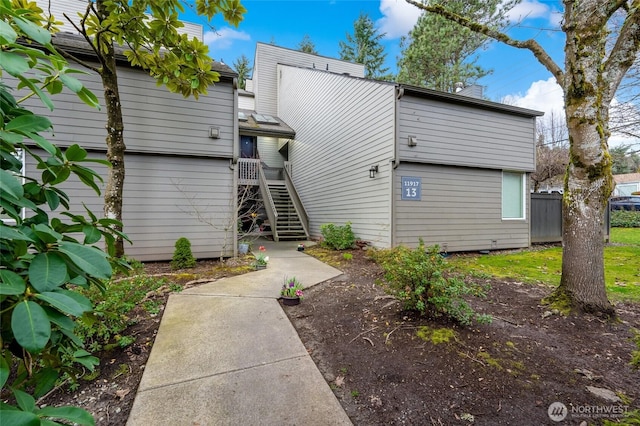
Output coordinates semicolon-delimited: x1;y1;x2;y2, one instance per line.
253;245;269;269
280;276;304;305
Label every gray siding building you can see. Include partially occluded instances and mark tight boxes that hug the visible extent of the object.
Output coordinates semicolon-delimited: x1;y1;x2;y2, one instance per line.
20;33;238;261
265;44;542;252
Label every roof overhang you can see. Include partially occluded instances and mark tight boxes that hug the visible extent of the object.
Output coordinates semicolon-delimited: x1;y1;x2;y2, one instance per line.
238;109;296;138
399;84;545;118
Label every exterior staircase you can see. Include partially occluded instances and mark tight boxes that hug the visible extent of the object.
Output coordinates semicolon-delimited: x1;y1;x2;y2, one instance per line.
267;182;308;240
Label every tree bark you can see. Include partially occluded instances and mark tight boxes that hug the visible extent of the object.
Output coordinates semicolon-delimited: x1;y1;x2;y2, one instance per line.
96;0;126;258
556;2;615;317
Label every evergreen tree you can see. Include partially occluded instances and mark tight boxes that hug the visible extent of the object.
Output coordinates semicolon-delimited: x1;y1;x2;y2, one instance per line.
398;0;515;92
233;54;252;90
339;13;392;80
297;34;318;54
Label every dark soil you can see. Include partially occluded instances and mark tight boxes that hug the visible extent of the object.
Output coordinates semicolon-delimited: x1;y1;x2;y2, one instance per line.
40;248;640;425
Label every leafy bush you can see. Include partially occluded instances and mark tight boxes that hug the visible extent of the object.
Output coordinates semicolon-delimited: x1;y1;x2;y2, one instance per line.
0;6;128;424
171;237;197;269
76;275;168;352
320;222;356;250
370;240;491;325
610;210;640;227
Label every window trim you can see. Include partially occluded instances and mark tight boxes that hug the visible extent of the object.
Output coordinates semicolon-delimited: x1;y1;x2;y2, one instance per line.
502;171;526;220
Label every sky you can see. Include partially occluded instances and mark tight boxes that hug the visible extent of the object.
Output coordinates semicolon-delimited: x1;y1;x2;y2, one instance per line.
181;0;636;147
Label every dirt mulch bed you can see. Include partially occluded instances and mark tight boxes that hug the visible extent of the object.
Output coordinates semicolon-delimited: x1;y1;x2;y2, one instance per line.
284;248;640;425
39;249;640;425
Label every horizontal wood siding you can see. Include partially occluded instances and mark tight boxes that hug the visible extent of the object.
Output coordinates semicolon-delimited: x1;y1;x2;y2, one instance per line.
25;151;234;261
258;137;285;168
278;66;395;247
253;43;365;116
394;163;530;251
398;95;536;171
18;66;234;158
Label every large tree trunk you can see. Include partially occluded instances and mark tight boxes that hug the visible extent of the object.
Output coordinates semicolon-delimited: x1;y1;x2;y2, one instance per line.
555;2;615;317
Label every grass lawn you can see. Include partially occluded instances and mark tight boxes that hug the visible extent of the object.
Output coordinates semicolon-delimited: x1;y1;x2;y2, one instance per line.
449;227;640;302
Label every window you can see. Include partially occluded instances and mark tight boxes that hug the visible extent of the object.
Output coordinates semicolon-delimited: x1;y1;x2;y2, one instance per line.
502;171;525;219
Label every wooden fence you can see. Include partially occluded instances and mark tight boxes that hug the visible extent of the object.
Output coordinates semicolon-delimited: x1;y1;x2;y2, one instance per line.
530;193;610;243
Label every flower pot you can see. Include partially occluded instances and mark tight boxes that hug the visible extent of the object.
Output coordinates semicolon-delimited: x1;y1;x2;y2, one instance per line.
281;296;300;306
238;243;249;255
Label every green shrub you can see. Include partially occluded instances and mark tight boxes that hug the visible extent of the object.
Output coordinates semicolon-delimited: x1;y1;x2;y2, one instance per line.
171;237;197;269
320;222;356;250
370;240;491;325
610;210;640;227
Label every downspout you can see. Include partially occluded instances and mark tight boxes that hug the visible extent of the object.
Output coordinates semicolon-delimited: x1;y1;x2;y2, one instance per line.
391;86;404;247
232;77;239;257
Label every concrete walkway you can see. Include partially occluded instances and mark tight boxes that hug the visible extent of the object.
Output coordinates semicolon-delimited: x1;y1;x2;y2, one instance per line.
126;240;353;426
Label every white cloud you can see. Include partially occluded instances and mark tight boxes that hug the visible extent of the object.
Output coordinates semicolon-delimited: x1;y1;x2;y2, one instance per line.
203;27;250;50
503;77;564;116
505;0;550;24
506;78;638;148
377;0;421;39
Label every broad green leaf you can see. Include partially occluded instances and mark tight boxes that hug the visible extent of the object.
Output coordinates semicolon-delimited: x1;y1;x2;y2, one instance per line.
13;17;52;45
30;133;57;155
32;223;63;244
37;405;95;426
28;252;67;292
58;242;111;280
0;51;30;76
77;87;100;109
65;144;87;162
54;288;92;312
5;114;52;133
33;368;58;398
59;73;83;93
14;388;36;413
0;409;40;426
35;291;89;317
17;75;54;110
0;270;26;295
0;18;18;44
82;225;102;244
11;301;51;353
47;79;64;95
0;169;24;200
44;188;60;210
43;306;76;332
0;355;8;389
0;129;24;144
73;351;99;371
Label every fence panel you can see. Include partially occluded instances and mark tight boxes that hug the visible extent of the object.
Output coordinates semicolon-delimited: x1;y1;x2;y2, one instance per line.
531;193;563;243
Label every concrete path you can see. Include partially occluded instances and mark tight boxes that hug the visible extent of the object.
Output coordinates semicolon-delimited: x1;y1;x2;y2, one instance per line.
126;240;353;426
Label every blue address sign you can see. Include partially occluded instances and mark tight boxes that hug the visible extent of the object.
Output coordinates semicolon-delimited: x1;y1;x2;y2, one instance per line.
401;176;422;200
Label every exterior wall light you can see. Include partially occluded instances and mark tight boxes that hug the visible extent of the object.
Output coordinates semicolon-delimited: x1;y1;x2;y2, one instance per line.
209;127;220;138
369;165;379;179
408;135;417;146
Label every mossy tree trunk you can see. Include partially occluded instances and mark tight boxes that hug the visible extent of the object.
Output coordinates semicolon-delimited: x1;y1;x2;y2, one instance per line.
557;2;615;316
